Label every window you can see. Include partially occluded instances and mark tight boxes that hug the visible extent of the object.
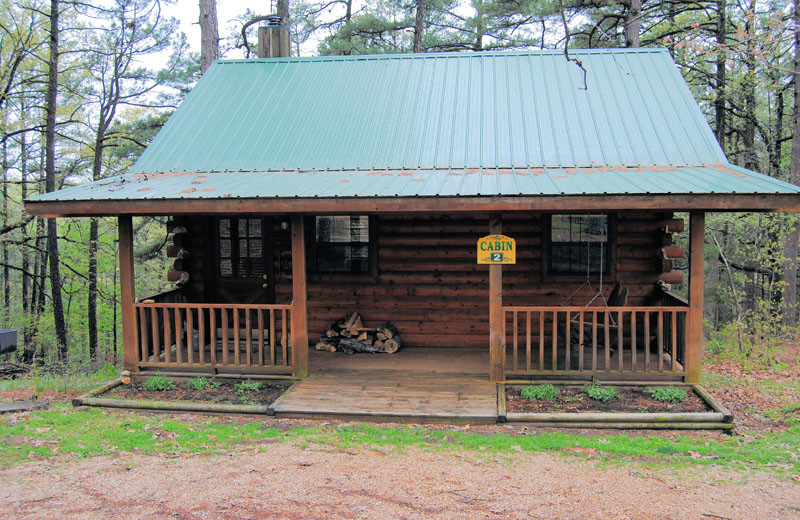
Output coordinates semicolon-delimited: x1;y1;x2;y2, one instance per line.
218;218;264;278
550;214;608;275
313;216;372;274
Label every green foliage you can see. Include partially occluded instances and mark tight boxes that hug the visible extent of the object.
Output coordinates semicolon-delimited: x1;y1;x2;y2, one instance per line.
648;386;688;404
142;374;176;392
235;379;263;395
520;384;560;402
583;384;618;403
186;377;221;392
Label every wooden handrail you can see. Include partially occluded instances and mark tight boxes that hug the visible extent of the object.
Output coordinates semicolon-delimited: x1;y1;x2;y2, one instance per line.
133;302;292;372
503;305;687;376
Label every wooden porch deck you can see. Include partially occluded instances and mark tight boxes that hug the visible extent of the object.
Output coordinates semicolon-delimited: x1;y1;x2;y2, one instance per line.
274;348;497;423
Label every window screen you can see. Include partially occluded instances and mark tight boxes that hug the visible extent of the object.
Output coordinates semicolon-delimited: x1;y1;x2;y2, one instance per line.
550;214;608;275
314;216;371;274
218;218;264;278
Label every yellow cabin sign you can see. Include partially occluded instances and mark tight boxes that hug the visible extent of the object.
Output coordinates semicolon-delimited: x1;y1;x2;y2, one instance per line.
477;235;516;264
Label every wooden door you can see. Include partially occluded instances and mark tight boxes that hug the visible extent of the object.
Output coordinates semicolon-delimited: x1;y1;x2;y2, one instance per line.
214;217;275;304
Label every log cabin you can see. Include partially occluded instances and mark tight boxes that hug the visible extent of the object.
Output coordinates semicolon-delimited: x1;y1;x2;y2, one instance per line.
25;23;800;386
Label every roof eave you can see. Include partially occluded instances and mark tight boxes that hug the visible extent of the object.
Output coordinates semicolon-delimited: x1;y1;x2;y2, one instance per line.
24;193;800;218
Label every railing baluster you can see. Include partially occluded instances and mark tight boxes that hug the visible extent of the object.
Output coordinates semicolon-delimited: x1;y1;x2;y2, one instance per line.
269;309;276;365
618;310;624;371
199;307;206;364
210;308;217;365
671;310;677;372
631;311;637;372
222;308;229;365
139;307;148;362
657;311;664;372
525;311;531;372
175;307;183;363
551;311;558;370
246;309;252;366
512;310;518;372
538;311;544;371
282;309;288;366
578;310;584;372
644;311;650;373
233;308;240;365
163;307;171;363
150;307;160;362
604;311;610;371
187;307;194;364
565;311;571;372
591;311;597;372
258;309;265;366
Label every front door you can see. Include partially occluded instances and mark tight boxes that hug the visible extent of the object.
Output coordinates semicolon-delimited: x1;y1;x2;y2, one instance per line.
214;217;275;304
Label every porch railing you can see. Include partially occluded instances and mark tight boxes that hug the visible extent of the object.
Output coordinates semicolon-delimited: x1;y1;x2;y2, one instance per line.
133;302;293;373
503;306;687;378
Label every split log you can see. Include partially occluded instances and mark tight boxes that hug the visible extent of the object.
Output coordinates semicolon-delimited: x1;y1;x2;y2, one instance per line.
338;338;386;354
315;342;337;352
383;337;402;354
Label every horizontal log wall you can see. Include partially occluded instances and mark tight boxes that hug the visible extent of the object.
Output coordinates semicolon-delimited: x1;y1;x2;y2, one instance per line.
269;211;680;349
174;212;679;349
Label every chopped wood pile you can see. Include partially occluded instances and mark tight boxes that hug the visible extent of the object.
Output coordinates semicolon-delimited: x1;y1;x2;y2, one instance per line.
315;312;402;354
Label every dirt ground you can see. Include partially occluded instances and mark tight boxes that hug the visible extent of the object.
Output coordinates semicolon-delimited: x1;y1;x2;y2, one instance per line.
107;380;290;406
0;440;797;520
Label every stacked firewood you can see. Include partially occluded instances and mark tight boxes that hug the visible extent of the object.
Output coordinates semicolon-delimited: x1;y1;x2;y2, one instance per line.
315;312;402;354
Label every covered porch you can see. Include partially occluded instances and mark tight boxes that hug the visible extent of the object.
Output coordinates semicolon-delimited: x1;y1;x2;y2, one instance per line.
117;210;706;385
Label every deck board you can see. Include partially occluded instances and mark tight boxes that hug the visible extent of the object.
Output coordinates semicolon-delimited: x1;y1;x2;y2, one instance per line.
275;350;498;422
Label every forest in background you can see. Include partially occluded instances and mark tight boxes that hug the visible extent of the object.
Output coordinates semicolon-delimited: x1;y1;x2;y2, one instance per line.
0;0;797;371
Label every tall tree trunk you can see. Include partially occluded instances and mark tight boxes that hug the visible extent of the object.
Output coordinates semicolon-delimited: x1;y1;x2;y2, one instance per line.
199;0;219;74
20;129;33;362
413;0;425;53
45;0;69;361
742;1;758;171
2;135;9;324
782;0;800;326
87;115;108;363
624;0;641;47
714;0;727;150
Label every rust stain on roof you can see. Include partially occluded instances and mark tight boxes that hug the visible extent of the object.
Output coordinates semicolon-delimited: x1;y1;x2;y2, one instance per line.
596;166;612;172
565;168;578;175
340;179;350;183
180;188;197;194
137;187;153;192
398;171;413;176
710;163;746;178
200;188;216;193
531;168;545;175
191;180;206;185
466;168;480;174
411;178;425;182
498;169;513;175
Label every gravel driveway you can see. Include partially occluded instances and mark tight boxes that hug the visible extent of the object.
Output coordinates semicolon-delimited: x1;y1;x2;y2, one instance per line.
1;442;797;519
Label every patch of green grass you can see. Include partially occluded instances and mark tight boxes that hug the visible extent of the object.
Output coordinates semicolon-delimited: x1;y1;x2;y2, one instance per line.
0;364;121;394
648;386;688;404
186;377;220;392
520;384;559;402
235;380;262;395
584;383;618;403
141;374;175;392
1;406;799;476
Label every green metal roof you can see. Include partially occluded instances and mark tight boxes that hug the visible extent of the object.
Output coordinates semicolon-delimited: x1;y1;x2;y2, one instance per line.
27;48;800;209
134;48;726;173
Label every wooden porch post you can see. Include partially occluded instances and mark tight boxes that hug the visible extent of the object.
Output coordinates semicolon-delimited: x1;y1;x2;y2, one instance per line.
686;211;705;384
291;215;309;377
119;216;137;372
489;216;504;382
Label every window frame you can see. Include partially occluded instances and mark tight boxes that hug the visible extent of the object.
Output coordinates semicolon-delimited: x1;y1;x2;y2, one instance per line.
542;213;616;281
308;215;377;278
215;217;269;280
